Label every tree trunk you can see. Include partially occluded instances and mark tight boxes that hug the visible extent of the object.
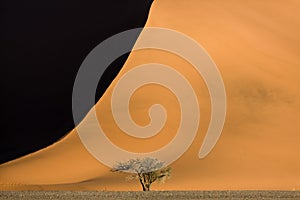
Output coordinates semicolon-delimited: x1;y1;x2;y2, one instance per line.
139;173;151;191
139;177;147;191
145;184;150;191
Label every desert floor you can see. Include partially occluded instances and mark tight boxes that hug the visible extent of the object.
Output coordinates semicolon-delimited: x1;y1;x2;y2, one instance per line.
1;191;300;200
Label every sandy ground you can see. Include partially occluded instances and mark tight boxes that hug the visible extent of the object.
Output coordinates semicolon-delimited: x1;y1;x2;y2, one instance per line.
1;191;300;200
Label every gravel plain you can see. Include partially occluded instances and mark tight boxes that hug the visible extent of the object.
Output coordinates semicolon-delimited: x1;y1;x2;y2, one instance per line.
1;190;300;200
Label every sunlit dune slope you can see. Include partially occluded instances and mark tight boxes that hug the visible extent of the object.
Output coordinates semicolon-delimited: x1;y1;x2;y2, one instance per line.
1;0;300;190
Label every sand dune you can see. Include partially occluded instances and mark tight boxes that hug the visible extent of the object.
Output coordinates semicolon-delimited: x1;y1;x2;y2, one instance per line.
1;0;300;190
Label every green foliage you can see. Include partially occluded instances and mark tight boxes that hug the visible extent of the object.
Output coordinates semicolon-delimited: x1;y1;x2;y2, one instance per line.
111;157;172;191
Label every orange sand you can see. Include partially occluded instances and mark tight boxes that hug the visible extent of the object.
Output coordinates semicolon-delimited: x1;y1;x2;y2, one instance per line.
1;0;300;190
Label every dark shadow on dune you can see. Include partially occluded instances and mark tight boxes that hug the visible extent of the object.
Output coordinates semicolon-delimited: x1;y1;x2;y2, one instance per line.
0;0;154;164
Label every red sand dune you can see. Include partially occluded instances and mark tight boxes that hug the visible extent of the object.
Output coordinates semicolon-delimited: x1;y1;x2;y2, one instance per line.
1;0;300;190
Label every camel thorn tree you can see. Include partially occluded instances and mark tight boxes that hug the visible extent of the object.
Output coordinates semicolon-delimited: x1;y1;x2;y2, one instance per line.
111;157;171;191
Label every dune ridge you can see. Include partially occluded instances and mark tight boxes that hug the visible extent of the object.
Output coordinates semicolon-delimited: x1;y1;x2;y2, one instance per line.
1;0;300;190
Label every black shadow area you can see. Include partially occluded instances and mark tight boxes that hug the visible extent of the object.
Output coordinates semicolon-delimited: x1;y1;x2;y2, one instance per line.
0;0;153;163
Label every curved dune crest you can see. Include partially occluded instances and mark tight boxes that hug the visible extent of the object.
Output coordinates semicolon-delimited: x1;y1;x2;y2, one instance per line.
1;0;300;190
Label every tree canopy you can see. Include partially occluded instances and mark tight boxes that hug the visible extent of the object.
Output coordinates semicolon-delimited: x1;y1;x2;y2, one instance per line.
111;157;171;191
